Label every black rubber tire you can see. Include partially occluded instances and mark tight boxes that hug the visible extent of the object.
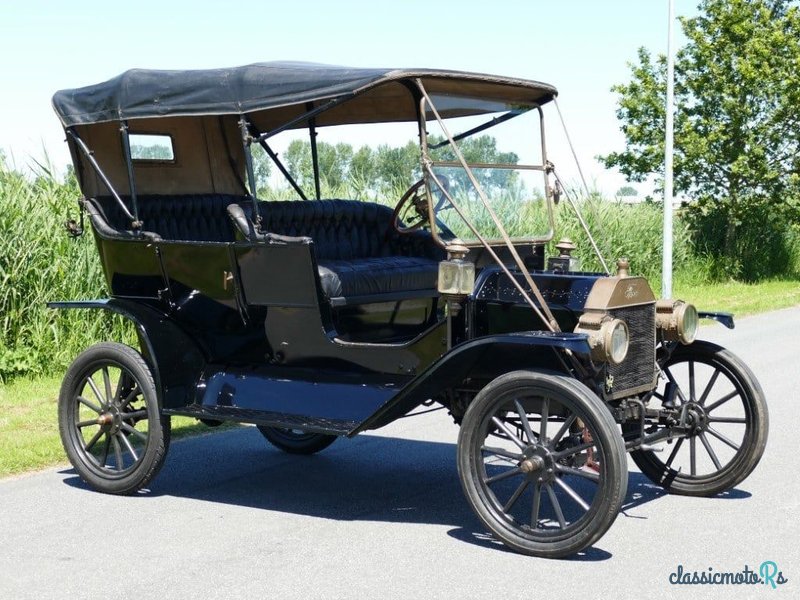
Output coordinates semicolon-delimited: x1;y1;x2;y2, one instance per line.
257;426;337;455
628;340;768;497
457;370;627;558
58;342;170;495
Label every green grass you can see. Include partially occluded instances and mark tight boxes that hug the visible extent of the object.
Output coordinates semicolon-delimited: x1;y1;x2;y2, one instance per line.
673;277;800;316
0;376;238;478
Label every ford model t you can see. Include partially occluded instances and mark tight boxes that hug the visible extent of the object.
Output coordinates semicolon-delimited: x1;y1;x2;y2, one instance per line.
51;63;768;557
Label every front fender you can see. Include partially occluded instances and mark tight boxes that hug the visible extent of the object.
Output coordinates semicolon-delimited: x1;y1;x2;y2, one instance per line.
699;311;735;329
48;299;207;409
350;331;590;434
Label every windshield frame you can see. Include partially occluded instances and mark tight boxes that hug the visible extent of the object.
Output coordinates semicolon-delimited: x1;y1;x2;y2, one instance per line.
416;89;557;249
414;78;563;332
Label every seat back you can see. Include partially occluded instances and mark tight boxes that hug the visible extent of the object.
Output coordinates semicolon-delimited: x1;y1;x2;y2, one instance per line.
258;200;393;259
90;196;444;261
254;199;444;261
93;194;249;242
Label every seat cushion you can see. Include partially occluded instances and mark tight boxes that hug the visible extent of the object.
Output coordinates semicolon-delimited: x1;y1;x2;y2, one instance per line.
317;256;440;298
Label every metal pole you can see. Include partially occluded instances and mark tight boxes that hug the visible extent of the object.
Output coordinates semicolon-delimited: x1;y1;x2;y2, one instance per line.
119;121;141;230
239;116;262;227
309;120;321;201
662;0;675;299
66;128;135;222
307;101;321;201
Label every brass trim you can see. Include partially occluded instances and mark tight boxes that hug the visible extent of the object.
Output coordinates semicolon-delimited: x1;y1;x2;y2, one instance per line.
655;299;698;344
584;276;656;311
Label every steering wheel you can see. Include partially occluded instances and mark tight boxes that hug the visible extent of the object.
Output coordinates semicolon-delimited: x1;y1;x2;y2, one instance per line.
392;179;430;234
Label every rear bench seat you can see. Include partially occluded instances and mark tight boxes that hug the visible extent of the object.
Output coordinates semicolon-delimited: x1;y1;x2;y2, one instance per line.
86;194;246;242
88;195;444;302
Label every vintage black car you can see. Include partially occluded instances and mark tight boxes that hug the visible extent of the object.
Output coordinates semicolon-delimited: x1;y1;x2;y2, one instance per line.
50;62;768;558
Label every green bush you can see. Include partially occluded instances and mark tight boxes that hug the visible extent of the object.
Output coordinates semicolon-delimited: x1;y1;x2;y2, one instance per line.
683;196;800;282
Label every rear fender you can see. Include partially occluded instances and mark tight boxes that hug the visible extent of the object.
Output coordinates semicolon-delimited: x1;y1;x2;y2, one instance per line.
48;299;206;409
351;331;590;434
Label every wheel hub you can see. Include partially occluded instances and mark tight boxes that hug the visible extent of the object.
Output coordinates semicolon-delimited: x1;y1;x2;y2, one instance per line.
685;402;709;434
97;406;122;433
520;446;556;483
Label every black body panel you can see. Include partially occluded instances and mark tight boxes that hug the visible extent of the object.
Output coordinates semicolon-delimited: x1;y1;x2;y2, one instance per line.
471;266;602;334
52;194;638;433
48;299;206;409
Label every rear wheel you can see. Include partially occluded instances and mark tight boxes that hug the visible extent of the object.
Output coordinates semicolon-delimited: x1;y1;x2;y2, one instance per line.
257;426;337;455
58;342;170;495
457;370;627;558
627;341;768;496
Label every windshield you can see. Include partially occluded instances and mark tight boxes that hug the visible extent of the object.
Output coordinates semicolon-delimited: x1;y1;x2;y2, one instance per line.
421;94;555;246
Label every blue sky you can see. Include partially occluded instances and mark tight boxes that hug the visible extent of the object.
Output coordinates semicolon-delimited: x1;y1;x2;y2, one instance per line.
0;0;697;194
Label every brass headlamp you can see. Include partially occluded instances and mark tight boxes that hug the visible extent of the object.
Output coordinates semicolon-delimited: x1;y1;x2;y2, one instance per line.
575;312;630;365
656;299;699;344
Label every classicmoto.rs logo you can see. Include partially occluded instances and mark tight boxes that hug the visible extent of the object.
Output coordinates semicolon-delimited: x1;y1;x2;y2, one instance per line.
668;562;788;589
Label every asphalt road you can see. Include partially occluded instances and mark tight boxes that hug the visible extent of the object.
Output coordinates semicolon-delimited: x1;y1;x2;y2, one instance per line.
2;307;799;599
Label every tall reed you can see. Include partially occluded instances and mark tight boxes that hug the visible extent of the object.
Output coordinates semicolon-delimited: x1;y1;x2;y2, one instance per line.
0;159;119;381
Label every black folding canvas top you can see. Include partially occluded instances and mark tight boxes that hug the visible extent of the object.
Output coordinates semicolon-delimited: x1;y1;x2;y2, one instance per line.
52;61;558;127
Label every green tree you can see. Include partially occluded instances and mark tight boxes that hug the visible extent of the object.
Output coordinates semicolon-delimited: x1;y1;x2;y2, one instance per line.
278;134;519;199
373;140;420;190
350;145;377;184
129;144;173;160
283;139;314;189
429;134;519;196
284;139;356;192
250;144;272;195
616;185;638;198
600;0;800;279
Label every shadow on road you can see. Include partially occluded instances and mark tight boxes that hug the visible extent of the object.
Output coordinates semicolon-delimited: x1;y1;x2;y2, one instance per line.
60;426;751;557
621;473;750;520
445;527;614;561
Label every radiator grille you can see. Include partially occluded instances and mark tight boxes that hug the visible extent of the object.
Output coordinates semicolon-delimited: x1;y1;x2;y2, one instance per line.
607;304;657;398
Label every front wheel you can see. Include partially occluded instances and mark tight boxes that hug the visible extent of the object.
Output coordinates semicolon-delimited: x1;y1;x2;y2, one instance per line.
58;342;170;495
457;370;627;558
626;340;768;496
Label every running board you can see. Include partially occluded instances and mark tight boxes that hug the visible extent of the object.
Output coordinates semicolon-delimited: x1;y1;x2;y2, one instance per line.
163;405;358;436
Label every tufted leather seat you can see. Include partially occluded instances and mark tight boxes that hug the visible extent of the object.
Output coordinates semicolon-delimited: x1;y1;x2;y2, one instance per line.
316;256;441;298
257;200;437;258
91;195;444;301
244;199;444;299
92;194;246;242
